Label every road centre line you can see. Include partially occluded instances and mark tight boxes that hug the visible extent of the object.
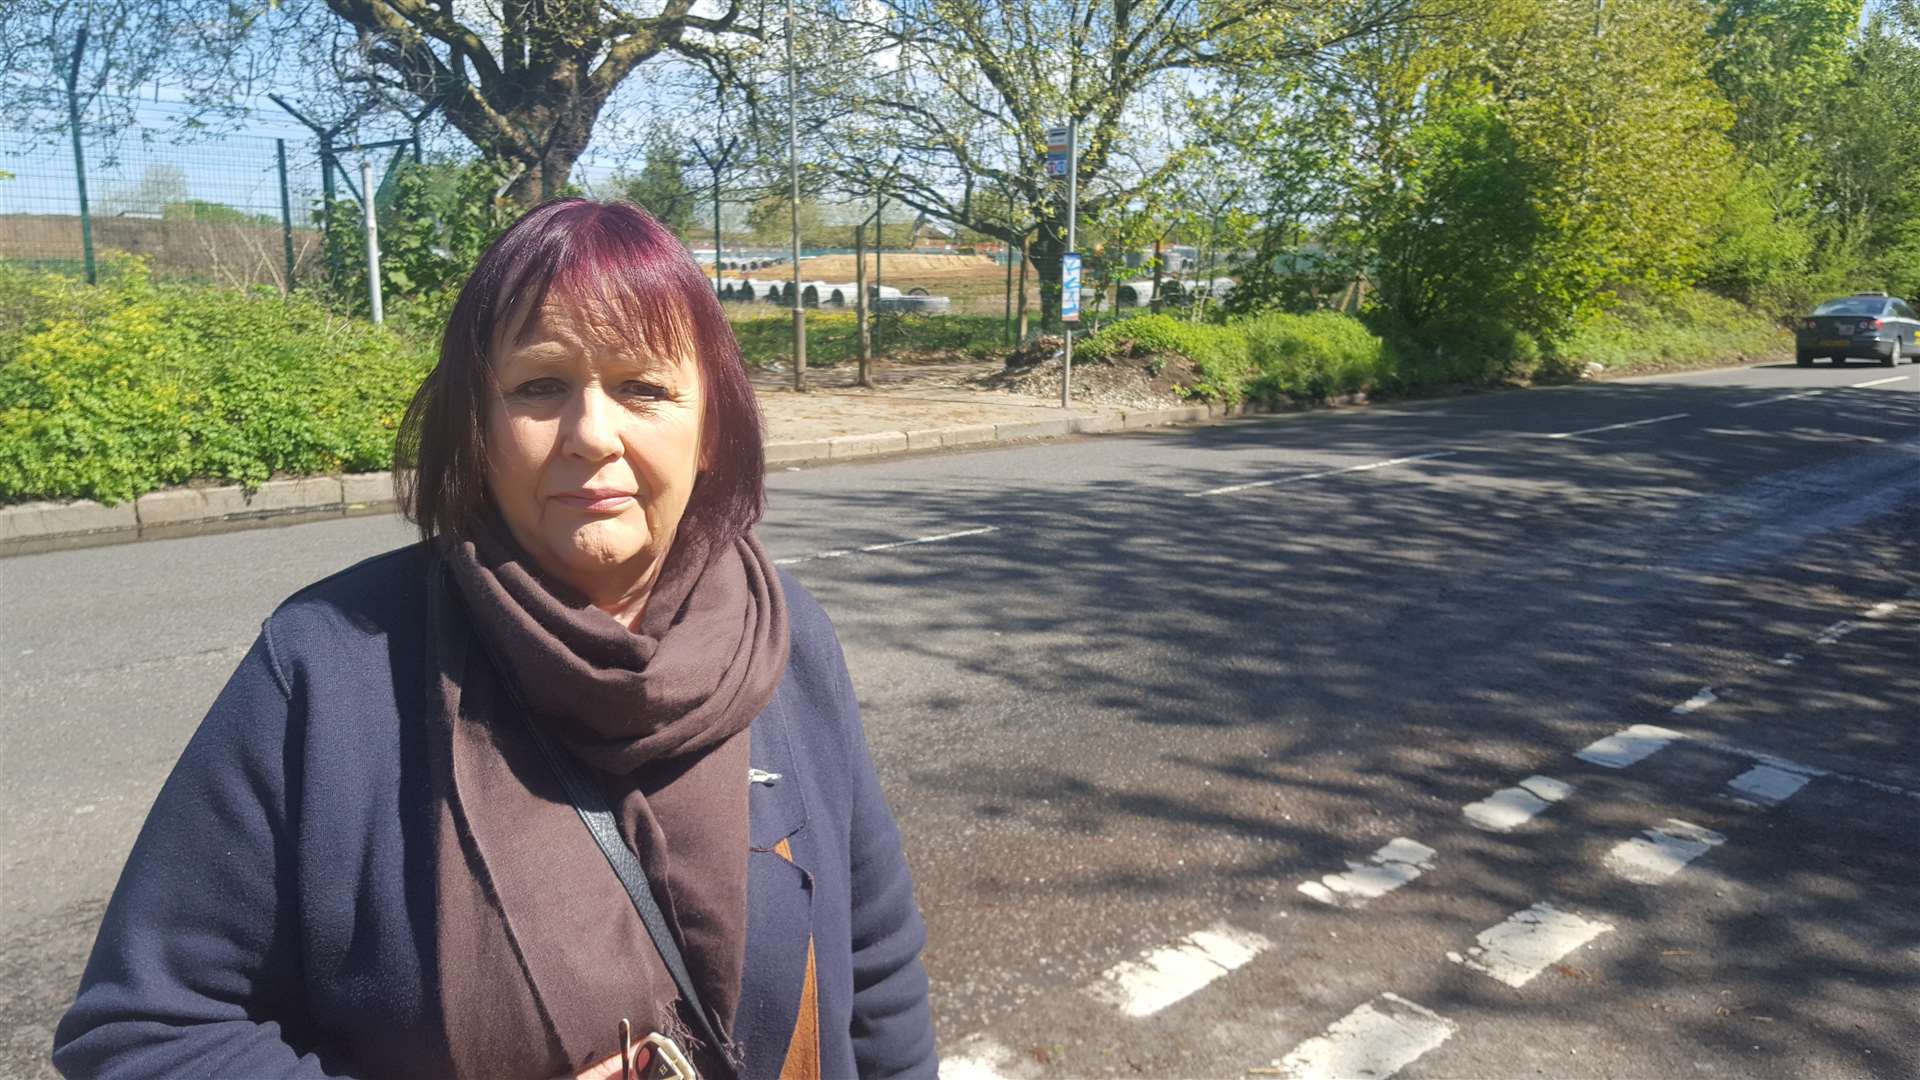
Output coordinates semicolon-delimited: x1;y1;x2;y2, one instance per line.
1700;737;1920;803
1189;452;1456;497
1851;375;1911;388
1271;993;1458;1080
1449;902;1614;988
1088;923;1270;1018
1298;838;1437;908
1603;819;1726;885
1462;775;1575;833
1539;413;1691;440
772;526;997;566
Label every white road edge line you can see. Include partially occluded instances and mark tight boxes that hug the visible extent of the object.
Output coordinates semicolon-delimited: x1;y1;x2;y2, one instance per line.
1298;837;1437;908
1575;724;1685;769
1699;738;1920;803
1189;452;1456;497
1541;413;1690;439
1851;375;1912;388
1727;764;1814;807
1463;775;1575;832
1450;902;1614;987
1603;819;1726;884
773;526;997;566
1272;993;1458;1080
1088;923;1271;1018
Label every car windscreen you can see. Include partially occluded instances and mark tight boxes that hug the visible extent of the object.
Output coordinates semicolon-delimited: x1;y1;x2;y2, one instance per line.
1812;298;1888;316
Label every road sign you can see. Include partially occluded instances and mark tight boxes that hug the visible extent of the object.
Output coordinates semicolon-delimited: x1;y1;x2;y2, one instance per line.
1062;253;1082;322
1046;125;1070;178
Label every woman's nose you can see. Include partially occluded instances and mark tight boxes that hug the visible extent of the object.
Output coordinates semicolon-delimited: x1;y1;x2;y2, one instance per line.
560;387;623;461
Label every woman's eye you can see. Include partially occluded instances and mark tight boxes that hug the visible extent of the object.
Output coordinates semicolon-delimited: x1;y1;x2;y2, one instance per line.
512;378;564;400
621;382;669;401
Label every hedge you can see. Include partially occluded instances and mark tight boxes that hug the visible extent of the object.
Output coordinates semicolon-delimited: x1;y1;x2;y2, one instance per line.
0;256;435;505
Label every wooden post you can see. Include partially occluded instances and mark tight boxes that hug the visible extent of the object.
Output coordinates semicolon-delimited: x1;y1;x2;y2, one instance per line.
855;223;871;386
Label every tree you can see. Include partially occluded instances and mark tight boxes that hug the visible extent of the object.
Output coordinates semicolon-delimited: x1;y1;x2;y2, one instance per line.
1;0;763;205
615;141;699;237
302;0;764;204
805;0;1423;324
0;2;277;136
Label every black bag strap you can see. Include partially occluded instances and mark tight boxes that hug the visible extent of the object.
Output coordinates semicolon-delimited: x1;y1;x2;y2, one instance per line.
514;707;735;1072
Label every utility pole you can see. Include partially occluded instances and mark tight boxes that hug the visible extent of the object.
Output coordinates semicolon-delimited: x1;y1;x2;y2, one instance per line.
785;0;806;389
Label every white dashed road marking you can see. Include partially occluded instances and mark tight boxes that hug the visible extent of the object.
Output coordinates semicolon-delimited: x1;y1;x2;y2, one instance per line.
1462;775;1575;832
1540;413;1691;439
1451;903;1615;987
1298;838;1437;908
1190;452;1456;497
1814;619;1859;644
773;526;997;566
1089;924;1271;1018
1575;724;1685;768
1273;993;1458;1080
1863;600;1899;619
1727;764;1814;807
1731;389;1824;408
1604;819;1727;885
1670;687;1717;715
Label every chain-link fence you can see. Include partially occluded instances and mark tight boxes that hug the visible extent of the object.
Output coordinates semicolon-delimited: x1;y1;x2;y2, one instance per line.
1;124;332;291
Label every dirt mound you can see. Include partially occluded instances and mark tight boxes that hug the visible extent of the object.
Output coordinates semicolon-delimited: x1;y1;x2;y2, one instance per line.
984;335;1197;409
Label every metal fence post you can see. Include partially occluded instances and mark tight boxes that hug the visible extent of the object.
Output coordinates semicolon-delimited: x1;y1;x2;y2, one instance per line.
277;138;296;293
64;28;96;285
360;159;384;324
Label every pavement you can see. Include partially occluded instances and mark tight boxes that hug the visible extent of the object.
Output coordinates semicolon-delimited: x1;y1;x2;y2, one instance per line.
2;359;1916;1078
1;355;1223;555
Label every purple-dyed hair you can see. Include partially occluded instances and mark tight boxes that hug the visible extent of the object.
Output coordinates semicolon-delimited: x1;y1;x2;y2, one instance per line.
396;199;765;546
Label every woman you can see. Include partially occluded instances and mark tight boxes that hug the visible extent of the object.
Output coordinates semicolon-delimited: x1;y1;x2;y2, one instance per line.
53;200;937;1080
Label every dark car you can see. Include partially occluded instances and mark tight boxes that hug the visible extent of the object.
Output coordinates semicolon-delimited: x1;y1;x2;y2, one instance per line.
1796;293;1919;367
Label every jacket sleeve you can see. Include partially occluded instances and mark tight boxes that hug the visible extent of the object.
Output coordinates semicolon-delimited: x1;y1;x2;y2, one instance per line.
836;648;938;1078
52;632;355;1079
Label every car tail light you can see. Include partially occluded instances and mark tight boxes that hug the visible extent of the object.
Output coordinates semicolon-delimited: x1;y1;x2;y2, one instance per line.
1803;319;1817;330
1863;319;1885;331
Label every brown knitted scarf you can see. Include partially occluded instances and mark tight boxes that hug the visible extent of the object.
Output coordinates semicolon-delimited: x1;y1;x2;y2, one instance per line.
425;514;789;1079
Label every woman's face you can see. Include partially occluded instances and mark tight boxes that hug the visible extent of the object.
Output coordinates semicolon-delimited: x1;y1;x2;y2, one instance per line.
485;296;705;605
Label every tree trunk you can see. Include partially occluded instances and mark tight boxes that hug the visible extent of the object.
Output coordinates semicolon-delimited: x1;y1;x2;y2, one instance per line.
1015;235;1030;341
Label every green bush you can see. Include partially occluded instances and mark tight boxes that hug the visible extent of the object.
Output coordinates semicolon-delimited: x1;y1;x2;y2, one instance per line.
1548;288;1788;378
0;255;434;505
1241;311;1403;401
1078;311;1404;403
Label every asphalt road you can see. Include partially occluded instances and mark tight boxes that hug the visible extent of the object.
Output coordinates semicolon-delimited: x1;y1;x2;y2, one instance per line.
3;359;1916;1078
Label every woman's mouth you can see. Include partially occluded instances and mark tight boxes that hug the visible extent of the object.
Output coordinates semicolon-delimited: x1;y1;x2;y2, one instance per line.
551;490;636;514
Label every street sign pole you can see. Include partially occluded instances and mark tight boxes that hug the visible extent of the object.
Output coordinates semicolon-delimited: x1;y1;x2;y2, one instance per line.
1061;119;1078;408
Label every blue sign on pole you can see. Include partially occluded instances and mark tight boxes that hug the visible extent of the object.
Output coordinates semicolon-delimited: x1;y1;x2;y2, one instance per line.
1062;252;1082;322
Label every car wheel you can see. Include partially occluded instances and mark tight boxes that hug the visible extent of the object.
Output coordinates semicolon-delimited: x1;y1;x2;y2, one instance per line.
1832;356;1847;366
1796;354;1813;367
1886;339;1902;367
